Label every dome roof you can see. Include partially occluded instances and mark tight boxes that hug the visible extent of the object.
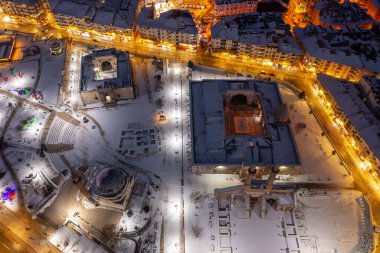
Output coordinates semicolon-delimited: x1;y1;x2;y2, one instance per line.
95;168;127;194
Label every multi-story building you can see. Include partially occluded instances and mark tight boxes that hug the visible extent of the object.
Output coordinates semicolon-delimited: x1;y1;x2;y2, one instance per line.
80;48;134;105
137;7;198;49
214;0;259;17
314;74;380;188
211;13;303;66
190;79;301;172
179;0;209;9
294;25;380;81
50;0;139;41
0;0;54;25
350;0;380;21
311;0;374;29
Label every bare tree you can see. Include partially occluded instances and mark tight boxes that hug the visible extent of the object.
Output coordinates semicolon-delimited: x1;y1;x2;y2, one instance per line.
191;224;203;238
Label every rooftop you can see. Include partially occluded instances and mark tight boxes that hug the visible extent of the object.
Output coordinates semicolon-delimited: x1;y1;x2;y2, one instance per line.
51;0;138;30
0;37;14;60
294;25;380;73
211;13;302;55
315;0;374;26
317;74;380;160
137;7;198;35
80;48;132;92
190;79;300;167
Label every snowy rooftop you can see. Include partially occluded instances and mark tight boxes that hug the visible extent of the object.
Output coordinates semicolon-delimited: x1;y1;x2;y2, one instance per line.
190;79;300;167
51;0;138;30
317;74;380;160
294;25;380;73
0;37;13;60
315;0;374;26
80;48;132;91
137;7;198;35
4;0;38;4
362;75;380;106
211;13;302;55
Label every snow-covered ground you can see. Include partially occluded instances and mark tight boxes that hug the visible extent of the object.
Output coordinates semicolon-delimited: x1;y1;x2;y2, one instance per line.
0;34;65;106
0;40;372;253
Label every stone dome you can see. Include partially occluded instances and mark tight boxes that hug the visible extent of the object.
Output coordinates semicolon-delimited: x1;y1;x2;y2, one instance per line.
95;167;127;194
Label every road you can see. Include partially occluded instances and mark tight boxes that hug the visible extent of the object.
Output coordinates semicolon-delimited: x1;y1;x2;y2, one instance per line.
0;222;35;253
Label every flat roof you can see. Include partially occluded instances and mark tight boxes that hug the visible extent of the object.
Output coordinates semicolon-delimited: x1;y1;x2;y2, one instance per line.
137;7;198;35
0;38;13;60
294;25;380;73
51;0;138;30
80;48;132;92
211;13;302;55
190;79;301;167
53;1;91;18
317;74;380;160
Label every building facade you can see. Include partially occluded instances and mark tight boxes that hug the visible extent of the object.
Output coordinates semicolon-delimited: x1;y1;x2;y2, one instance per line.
0;0;54;25
294;25;380;81
137;7;199;48
314;74;380;190
214;0;259;17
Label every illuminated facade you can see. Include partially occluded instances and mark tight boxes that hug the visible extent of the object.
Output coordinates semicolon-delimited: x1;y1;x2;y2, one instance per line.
0;0;53;25
214;0;259;17
179;0;209;9
283;0;317;28
137;7;199;47
314;74;380;190
294;25;380;81
211;13;303;65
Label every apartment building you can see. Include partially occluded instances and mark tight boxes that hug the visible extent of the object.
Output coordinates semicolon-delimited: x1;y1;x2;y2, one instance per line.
311;0;374;29
215;0;259;17
0;0;53;25
294;25;380;81
137;7;198;47
314;74;380;181
211;13;303;65
50;0;139;40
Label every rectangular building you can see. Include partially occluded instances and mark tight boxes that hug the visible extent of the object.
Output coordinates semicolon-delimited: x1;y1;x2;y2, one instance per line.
211;13;303;65
0;0;53;25
294;25;380;81
80;48;134;105
190;79;301;173
51;0;139;40
137;7;199;48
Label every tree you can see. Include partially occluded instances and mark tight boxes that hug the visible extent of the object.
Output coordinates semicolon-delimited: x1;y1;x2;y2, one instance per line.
191;224;203;238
